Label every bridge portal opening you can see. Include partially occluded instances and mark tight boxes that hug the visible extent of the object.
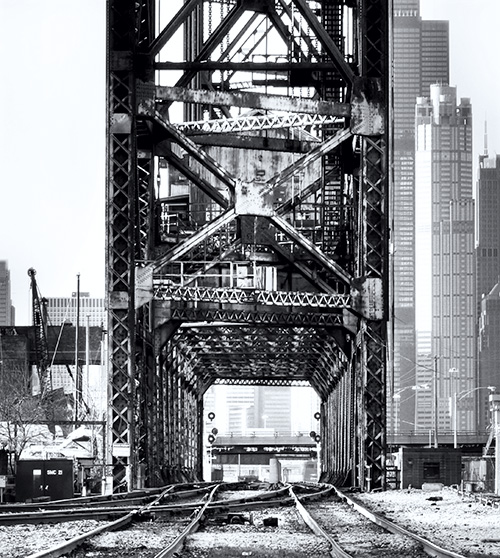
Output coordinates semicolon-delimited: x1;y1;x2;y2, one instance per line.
203;384;320;482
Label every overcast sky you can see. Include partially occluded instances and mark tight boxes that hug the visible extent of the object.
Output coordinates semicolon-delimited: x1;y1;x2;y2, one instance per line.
1;1;498;325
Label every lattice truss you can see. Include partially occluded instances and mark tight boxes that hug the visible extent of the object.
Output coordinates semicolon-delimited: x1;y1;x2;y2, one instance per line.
106;0;389;490
173;325;349;397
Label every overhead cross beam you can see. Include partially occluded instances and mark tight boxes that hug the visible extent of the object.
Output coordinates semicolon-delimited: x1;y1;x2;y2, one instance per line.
156;86;351;117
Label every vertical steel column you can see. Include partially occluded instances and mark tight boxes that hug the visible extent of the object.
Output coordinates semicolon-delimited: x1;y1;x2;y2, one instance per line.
133;1;156;489
357;0;390;491
106;0;156;490
106;0;138;490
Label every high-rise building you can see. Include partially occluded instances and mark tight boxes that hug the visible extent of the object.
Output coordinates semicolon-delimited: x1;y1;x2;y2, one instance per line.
45;293;106;414
476;153;500;307
46;293;105;328
0;261;15;325
415;84;475;433
392;0;449;433
415;331;433;432
476;153;500;431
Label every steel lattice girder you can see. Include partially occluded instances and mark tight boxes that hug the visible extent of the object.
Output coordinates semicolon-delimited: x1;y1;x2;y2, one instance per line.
171;324;349;399
106;0;390;491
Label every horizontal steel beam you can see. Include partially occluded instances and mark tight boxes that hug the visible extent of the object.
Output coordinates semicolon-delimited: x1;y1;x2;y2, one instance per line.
156;86;350;117
167;306;344;327
176;113;339;135
153;285;351;309
155;61;350;73
189;133;318;153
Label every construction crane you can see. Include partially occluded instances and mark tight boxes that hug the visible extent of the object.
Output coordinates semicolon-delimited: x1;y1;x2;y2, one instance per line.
28;268;77;435
27;268;52;398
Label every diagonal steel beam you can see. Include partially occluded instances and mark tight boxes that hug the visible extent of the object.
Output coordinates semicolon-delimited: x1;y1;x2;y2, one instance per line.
264;127;353;194
259;226;337;294
158;143;230;209
145;108;237;194
175;3;246;90
275;177;322;215
291;0;356;85
154;208;237;272
276;0;322;59
147;0;202;58
219;11;261;63
270;214;353;287
266;4;307;60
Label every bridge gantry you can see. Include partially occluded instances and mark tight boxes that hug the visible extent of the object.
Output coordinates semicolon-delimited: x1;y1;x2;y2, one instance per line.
106;0;390;491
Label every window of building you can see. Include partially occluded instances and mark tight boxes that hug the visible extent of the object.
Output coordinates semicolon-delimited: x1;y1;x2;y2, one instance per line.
423;462;441;481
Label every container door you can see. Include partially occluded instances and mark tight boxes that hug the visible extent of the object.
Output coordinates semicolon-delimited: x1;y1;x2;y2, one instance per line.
32;468;44;499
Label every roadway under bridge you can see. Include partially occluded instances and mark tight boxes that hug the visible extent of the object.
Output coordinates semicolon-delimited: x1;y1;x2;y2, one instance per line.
105;0;390;491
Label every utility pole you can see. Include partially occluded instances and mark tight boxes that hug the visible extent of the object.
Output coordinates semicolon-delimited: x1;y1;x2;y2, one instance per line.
433;356;439;449
74;273;81;423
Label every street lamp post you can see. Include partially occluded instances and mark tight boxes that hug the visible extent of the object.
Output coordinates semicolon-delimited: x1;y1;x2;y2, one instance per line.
453;386;496;449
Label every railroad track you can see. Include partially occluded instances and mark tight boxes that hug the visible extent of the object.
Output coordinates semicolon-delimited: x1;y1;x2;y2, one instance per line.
3;482;470;558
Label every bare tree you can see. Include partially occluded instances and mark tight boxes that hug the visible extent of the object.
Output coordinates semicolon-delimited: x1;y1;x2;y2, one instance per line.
0;364;49;474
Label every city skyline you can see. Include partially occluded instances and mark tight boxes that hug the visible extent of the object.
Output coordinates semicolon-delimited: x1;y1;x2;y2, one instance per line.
1;1;499;325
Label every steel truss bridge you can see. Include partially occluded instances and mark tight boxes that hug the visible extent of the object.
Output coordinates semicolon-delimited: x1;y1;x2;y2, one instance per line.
106;0;390;491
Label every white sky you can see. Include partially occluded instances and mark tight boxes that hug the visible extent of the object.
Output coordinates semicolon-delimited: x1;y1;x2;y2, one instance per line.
1;1;498;325
0;0;106;324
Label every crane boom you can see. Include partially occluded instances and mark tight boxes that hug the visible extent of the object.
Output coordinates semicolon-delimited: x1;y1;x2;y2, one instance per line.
27;268;52;397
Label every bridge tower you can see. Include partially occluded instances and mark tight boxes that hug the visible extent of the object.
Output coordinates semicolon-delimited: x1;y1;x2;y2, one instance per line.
106;0;390;491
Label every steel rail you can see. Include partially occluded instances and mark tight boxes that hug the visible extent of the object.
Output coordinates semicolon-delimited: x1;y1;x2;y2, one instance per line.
288;484;351;558
27;508;137;558
15;482;328;558
334;487;467;558
12;482;470;558
24;485;174;558
0;483;214;514
152;483;221;558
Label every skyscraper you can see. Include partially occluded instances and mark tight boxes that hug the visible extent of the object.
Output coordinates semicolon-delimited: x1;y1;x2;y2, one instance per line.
476;153;500;431
476;153;500;306
415;85;475;433
0;261;15;326
392;0;449;433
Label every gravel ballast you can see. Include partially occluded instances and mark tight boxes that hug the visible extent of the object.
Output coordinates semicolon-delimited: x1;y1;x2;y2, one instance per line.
3;486;500;557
